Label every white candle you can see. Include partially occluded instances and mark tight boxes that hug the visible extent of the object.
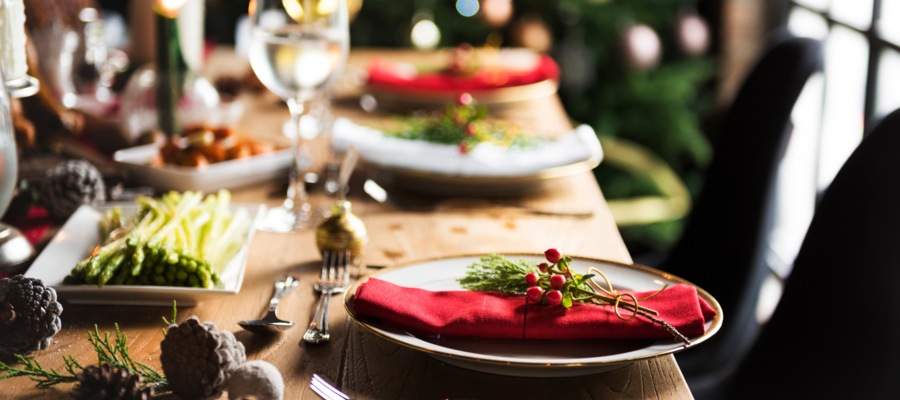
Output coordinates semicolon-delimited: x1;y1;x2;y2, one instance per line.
177;0;205;70
129;0;204;70
0;0;28;81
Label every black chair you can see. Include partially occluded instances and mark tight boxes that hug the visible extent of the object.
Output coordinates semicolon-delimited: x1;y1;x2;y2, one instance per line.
656;35;823;393
722;108;900;399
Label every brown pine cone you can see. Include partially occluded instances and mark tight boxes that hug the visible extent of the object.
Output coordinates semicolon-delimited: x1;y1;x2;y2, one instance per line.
160;317;246;400
0;275;63;355
70;363;154;400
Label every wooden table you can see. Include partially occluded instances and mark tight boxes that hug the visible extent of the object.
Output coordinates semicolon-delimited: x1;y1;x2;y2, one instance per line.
5;49;693;399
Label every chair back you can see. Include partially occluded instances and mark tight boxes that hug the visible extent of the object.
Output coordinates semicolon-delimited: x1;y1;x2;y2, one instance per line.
727;108;900;399
659;35;823;384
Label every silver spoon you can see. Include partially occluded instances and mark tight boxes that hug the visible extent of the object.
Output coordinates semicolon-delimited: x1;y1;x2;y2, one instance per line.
238;275;300;334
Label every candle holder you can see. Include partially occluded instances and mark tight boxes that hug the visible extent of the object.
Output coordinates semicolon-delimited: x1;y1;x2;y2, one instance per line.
4;75;38;98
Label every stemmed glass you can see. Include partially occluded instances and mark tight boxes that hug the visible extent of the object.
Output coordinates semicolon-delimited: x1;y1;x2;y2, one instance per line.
249;0;350;233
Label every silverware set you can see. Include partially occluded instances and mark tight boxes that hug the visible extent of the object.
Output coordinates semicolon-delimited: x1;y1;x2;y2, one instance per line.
237;275;300;334
310;374;351;400
303;250;353;344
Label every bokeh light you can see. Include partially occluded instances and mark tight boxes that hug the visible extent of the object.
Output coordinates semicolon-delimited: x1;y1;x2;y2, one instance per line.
456;0;479;17
411;19;441;50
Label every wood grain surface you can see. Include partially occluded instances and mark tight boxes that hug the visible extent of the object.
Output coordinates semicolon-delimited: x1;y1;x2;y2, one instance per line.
3;49;693;400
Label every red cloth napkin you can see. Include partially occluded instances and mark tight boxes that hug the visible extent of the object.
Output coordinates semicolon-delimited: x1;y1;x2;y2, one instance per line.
366;55;560;94
353;278;717;340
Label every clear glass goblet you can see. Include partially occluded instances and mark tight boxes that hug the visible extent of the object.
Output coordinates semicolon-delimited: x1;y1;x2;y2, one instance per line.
249;0;350;233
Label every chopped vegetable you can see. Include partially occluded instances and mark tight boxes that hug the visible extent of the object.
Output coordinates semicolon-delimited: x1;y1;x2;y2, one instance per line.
64;190;249;288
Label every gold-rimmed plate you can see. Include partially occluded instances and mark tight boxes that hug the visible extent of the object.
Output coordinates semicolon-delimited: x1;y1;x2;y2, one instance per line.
370;156;601;197
344;254;722;378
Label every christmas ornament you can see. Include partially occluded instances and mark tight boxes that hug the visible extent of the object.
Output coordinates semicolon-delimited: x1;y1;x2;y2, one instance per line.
0;275;63;355
70;363;154;400
511;14;552;53
675;9;711;57
160;316;246;400
619;24;662;70
316;201;368;258
227;360;285;400
481;0;513;28
41;160;106;220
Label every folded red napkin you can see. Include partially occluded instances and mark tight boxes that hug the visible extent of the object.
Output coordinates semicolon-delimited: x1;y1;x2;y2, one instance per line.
367;55;560;93
353;278;717;340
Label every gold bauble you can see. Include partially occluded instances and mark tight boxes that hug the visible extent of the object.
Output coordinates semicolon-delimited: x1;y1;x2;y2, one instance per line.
316;201;368;257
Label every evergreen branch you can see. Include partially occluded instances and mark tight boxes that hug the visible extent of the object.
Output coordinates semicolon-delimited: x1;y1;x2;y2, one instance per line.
458;254;541;294
0;354;79;387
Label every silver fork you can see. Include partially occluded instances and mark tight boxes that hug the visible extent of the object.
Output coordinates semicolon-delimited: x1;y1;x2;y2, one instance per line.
302;250;352;344
310;374;350;400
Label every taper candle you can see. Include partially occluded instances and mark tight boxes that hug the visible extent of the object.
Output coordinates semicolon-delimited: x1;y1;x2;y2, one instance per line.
0;0;28;82
154;0;189;137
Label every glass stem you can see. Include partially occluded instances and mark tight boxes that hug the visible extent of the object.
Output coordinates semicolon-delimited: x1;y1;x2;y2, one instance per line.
286;98;310;214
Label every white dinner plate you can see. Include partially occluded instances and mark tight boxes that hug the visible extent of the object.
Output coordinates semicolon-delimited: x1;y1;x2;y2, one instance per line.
344;254;722;378
114;145;291;192
26;202;266;306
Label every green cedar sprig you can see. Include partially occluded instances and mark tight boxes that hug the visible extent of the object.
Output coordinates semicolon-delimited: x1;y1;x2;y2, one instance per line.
0;355;80;387
459;254;593;308
457;254;541;294
0;301;177;388
88;324;165;384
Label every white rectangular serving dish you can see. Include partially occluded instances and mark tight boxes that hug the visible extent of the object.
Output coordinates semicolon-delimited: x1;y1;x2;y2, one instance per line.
25;202;266;306
114;144;292;192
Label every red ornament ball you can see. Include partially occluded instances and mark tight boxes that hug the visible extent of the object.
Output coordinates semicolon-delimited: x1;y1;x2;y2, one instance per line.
525;272;540;287
550;274;565;290
544;248;561;264
546;290;563;306
526;286;544;303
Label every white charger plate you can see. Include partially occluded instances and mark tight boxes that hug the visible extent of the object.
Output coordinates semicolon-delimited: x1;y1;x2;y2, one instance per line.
114;145;291;192
344;254;722;378
26;203;266;306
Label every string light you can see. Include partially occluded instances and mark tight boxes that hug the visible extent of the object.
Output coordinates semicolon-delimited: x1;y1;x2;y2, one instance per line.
456;0;479;17
282;0;304;21
411;19;441;50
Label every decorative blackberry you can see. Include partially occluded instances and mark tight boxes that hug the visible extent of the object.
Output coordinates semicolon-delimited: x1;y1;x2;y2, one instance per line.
160;317;246;400
41;160;106;220
70;363;154;400
0;275;63;355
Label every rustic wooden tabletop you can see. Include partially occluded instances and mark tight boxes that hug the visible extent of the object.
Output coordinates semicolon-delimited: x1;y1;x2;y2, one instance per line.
4;49;694;400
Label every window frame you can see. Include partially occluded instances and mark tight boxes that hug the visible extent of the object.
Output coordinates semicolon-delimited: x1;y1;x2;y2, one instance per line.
788;0;893;135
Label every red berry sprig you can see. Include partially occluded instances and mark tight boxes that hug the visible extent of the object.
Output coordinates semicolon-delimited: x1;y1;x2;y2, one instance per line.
521;248;584;308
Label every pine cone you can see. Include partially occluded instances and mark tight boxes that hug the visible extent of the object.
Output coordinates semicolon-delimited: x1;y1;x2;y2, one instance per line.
70;363;154;400
0;275;63;355
41;160;106;220
160;317;246;400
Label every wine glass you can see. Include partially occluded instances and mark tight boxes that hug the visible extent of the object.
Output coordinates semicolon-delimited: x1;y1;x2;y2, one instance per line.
249;0;350;233
0;67;36;274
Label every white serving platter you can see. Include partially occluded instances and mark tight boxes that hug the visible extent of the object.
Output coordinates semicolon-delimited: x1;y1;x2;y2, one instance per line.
26;202;266;306
114;144;291;192
344;254;722;378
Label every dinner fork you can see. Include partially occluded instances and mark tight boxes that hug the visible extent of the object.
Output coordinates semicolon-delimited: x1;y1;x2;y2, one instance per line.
310;374;350;400
303;250;352;344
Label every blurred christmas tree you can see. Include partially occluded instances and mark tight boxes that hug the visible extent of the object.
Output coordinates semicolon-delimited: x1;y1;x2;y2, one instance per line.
348;0;717;253
202;0;718;254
